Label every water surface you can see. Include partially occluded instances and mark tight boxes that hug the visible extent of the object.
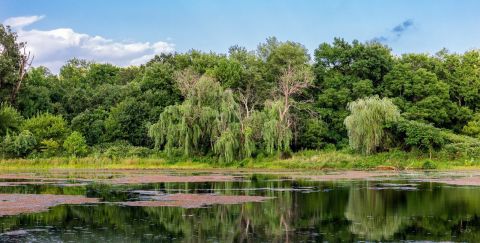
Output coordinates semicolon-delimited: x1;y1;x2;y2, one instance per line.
0;171;480;242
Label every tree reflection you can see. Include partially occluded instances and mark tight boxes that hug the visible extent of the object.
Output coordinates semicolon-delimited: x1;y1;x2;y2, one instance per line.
1;178;480;241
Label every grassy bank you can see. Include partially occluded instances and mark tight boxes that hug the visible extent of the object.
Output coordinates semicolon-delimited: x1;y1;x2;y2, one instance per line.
1;149;480;171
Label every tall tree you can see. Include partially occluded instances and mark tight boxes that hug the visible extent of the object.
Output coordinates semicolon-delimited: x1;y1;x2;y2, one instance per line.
344;96;400;155
313;38;394;146
0;24;33;104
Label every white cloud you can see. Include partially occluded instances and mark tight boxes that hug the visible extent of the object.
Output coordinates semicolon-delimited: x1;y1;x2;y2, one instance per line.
3;15;175;72
4;15;45;28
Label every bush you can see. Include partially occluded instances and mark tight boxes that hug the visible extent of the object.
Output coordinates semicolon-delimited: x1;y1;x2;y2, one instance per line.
462;113;480;137
40;139;60;157
421;160;437;170
392;119;446;157
1;130;37;157
0;104;23;136
63;132;88;157
93;141;153;158
297;118;328;149
71;108;108;145
22;113;69;143
443;142;480;159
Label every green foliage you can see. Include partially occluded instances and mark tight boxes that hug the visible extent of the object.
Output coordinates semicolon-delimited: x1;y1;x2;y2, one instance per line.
3;25;480;163
150;76;240;162
1;130;37;157
71;108;108;145
140;62;181;120
393;119;446;154
93;141;153;159
85;63;120;86
296;118;329;149
421;160;438;170
344;96;401;154
262;100;292;154
149;76;268;163
21;113;69;144
443;142;480;159
0;103;23;136
39;139;60;157
257;37;310;79
462;113;480;137
63;131;88;157
105;98;149;146
382;59;457;128
0;25;24;103
313;38;394;145
17;67;57;118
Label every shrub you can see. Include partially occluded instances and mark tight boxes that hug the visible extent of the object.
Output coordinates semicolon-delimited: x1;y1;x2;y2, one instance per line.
0;104;23;136
63;132;88;157
462;113;480;137
1;130;37;157
0;104;23;137
93;141;153;158
443;142;480;159
22;113;69;143
297;118;328;149
393;119;446;158
71;108;108;145
40;139;60;157
0;133;15;157
421;160;437;170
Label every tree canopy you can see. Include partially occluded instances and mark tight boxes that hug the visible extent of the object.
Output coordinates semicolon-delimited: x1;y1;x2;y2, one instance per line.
2;24;480;161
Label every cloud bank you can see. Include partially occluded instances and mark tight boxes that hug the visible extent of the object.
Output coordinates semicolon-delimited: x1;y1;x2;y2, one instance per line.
373;19;414;43
3;15;175;72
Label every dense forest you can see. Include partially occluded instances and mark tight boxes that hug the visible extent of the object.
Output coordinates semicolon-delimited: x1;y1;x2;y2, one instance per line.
1;24;480;163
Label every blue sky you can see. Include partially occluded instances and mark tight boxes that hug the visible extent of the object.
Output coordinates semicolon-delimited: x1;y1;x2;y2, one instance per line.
1;0;480;71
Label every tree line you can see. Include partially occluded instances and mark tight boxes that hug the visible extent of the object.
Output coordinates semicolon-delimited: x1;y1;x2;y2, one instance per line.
1;24;480;161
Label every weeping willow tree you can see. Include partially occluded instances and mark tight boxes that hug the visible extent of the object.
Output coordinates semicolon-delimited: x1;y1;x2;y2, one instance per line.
149;75;261;162
344;96;400;155
262;100;292;154
149;65;313;161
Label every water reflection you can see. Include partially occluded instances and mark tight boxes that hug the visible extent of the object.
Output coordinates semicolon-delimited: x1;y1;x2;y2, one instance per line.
1;175;480;242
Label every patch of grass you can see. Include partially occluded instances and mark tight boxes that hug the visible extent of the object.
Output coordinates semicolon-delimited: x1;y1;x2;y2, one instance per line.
2;149;480;171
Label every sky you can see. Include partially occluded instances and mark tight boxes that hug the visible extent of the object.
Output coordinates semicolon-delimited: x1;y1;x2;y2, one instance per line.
1;0;480;72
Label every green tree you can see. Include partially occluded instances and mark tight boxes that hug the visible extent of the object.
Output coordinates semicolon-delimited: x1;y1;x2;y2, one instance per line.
85;63;120;86
39;139;60;157
381;58;455;128
63;131;88;157
463;113;480;137
263;64;314;154
344;96;400;154
257;37;310;75
70;108;108;145
139;62;181;121
0;24;32;104
0;103;23;136
105;98;149;146
313;38;394;146
1;130;36;157
149;75;259;162
16;67;57;118
22;113;69;144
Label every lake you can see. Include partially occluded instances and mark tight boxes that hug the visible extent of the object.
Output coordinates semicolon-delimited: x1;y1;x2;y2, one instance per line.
0;170;480;242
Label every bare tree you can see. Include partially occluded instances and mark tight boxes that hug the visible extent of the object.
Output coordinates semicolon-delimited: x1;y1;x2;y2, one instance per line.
11;46;33;104
237;85;258;119
277;64;314;128
174;67;200;97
